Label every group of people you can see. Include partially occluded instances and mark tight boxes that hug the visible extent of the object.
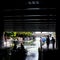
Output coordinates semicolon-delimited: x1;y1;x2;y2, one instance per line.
3;33;56;50
46;35;55;49
40;35;56;49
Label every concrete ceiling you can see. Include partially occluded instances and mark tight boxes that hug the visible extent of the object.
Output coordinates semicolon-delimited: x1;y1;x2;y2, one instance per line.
3;0;56;32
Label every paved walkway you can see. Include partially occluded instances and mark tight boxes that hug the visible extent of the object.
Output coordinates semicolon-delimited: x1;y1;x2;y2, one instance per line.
42;42;56;49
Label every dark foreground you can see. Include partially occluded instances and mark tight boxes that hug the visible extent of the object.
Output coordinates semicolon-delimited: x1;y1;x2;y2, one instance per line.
0;48;58;60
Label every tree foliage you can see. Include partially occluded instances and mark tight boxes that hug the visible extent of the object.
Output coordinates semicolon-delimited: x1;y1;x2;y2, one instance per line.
4;32;32;37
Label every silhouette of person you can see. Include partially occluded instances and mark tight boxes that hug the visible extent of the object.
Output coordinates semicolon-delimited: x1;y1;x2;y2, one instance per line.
19;43;27;60
51;37;55;49
13;40;17;50
40;37;42;49
46;35;50;49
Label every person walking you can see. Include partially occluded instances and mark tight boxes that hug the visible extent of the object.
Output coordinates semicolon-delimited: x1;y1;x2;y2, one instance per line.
51;37;55;49
46;35;50;49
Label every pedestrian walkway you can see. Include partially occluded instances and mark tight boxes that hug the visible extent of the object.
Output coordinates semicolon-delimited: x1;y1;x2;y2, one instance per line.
25;37;40;60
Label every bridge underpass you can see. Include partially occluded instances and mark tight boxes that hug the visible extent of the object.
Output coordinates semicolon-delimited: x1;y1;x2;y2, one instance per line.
0;0;57;60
